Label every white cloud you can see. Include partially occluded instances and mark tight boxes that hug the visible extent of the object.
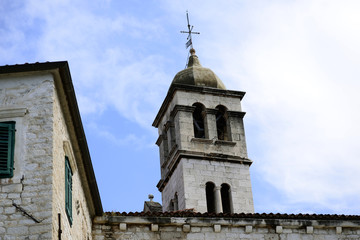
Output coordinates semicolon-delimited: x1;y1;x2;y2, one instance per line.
163;0;360;213
15;0;171;130
219;1;360;213
87;121;154;150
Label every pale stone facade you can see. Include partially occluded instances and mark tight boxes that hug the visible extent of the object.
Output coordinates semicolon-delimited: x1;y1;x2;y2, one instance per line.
0;73;55;239
52;74;93;239
93;213;360;240
0;62;102;239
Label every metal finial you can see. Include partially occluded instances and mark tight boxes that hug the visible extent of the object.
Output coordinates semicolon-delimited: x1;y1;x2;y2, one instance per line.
148;194;154;202
180;11;200;50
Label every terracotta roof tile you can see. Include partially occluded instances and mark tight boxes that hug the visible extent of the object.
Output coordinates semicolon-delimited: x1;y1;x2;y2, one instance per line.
103;211;360;220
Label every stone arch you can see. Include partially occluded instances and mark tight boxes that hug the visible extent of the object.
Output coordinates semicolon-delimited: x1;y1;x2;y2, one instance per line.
169;199;174;211
215;105;229;141
168;192;179;211
205;182;216;213
221;183;233;214
192;103;206;138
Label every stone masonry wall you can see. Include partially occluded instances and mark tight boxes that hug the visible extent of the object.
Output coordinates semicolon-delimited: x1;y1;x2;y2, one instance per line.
93;215;360;240
0;71;94;239
182;158;254;213
161;158;254;213
161;161;185;212
0;73;54;239
51;79;93;239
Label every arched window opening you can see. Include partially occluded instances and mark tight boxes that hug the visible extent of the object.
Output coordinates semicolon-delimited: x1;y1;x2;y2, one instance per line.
206;182;216;213
193;103;205;138
216;105;228;141
221;183;232;214
169;200;174;211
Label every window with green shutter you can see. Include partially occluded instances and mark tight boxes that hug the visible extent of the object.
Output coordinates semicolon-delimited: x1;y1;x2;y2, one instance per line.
65;156;73;226
0;122;15;179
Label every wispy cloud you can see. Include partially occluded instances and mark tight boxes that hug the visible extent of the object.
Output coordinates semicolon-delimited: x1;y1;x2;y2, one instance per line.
163;0;360;213
87;121;154;150
8;0;172;130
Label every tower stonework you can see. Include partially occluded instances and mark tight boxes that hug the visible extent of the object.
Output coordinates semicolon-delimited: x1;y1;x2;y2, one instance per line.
153;50;254;213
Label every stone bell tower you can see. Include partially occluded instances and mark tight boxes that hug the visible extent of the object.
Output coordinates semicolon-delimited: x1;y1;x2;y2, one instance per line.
153;49;254;213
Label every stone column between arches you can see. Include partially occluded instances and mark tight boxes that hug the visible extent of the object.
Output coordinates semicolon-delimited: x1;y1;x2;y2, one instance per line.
214;186;223;213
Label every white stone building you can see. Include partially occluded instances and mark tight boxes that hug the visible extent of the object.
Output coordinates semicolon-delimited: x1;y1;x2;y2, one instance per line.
0;62;102;239
1;52;359;239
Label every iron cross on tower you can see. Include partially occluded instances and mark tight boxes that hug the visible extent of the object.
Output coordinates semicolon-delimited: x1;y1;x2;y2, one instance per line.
180;11;200;50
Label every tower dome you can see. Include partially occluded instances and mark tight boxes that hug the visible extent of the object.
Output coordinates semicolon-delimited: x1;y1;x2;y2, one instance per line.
171;49;226;89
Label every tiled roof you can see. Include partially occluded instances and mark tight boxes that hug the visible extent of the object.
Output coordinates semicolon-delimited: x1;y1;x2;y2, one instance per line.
103;211;360;220
0;61;54;73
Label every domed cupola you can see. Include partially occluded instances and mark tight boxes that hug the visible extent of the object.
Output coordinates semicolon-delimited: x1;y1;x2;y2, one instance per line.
171;49;226;89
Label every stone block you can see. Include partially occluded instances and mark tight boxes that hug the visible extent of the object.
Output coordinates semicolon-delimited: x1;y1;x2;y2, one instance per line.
4;207;16;214
276;226;283;233
119;223;127;231
245;225;253;233
336;227;342;234
2;183;23;193
7;226;28;235
306;226;313;234
29;224;49;234
183;224;191;232
7;193;20;199
214;224;221;233
151;224;159;232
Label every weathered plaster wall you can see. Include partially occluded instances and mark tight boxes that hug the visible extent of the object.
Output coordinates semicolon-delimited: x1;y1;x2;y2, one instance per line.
0;73;54;239
93;215;360;240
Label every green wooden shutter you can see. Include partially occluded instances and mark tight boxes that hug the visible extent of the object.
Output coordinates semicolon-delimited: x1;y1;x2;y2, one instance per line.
65;156;73;225
0;122;15;178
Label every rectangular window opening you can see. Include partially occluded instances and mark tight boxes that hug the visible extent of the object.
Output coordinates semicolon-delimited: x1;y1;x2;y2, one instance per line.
0;121;15;179
65;156;73;226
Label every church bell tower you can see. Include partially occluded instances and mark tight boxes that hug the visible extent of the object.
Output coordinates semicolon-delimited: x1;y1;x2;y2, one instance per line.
153;49;254;213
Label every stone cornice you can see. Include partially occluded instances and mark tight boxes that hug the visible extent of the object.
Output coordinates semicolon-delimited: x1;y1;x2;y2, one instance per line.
170;105;195;118
155;134;165;146
157;149;252;191
227;111;246;118
95;212;360;226
204;108;218;115
163;121;172;131
0;107;28;119
214;140;237;146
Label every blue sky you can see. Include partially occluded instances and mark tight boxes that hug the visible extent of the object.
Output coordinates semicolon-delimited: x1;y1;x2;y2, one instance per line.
1;0;360;214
